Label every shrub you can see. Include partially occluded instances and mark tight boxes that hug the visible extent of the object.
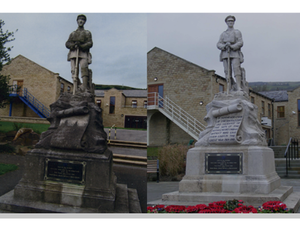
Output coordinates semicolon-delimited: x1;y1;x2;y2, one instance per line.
158;144;190;177
0;144;15;153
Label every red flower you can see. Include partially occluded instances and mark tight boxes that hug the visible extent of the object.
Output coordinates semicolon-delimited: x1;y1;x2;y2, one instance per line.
165;205;186;213
233;205;257;213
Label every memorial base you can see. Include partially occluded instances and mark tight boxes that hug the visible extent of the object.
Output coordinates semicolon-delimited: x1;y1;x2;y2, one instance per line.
148;145;300;212
0;148;141;213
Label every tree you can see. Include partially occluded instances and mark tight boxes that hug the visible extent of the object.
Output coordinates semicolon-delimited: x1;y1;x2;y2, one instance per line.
0;19;16;108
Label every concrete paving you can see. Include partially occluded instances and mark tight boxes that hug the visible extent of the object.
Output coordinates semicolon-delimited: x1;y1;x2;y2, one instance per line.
104;128;146;143
147;180;300;213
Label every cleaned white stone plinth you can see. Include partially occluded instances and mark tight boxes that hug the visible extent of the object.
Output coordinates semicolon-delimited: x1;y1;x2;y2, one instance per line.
179;145;281;194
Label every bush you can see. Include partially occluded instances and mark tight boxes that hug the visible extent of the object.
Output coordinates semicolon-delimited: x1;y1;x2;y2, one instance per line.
158;144;190;177
0;144;15;153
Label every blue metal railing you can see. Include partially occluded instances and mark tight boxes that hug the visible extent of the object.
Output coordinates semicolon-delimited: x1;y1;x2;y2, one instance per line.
9;85;50;118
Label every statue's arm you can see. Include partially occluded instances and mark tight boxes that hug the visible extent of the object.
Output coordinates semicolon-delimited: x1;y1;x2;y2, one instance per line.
80;31;93;50
65;32;76;50
217;33;226;50
230;30;243;50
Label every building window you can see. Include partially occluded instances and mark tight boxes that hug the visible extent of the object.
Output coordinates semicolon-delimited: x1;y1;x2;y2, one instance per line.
96;99;101;108
251;96;255;104
143;100;147;108
67;86;71;93
132;100;137;108
109;96;115;114
60;83;64;93
277;106;285;118
219;84;224;93
261;101;265;116
268;103;271;117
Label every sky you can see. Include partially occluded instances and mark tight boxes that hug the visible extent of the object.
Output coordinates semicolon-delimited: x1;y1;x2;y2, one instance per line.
148;13;300;83
1;1;300;92
0;13;147;89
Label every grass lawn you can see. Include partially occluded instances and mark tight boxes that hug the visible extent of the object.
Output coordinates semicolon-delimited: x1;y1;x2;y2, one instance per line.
0;121;50;134
0;163;18;176
147;147;159;157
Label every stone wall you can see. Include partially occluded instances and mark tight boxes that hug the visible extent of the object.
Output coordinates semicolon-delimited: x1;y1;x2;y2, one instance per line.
0;55;73;118
287;87;300;142
96;88;147;128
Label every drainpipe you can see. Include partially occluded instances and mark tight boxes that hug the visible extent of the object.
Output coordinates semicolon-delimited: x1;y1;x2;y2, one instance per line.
9;101;13;117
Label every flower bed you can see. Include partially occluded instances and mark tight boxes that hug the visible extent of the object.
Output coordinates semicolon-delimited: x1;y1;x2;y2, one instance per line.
147;200;292;213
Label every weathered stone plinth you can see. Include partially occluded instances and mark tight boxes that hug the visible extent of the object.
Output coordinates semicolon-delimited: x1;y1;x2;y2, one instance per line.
0;148;141;213
0;91;141;213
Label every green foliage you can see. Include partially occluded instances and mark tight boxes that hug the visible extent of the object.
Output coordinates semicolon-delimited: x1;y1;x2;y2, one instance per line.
158;144;189;177
147;147;159;158
249;81;300;92
0;19;17;108
0;163;18;175
0;74;10;108
0;144;15;153
95;84;146;90
0;121;49;134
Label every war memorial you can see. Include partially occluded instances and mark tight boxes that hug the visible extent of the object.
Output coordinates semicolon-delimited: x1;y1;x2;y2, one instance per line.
148;15;300;211
0;14;141;213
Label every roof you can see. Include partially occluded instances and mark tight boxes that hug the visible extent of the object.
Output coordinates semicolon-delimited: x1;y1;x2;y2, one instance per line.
95;89;147;98
122;89;147;98
7;55;59;75
95;90;105;97
259;90;288;102
148;47;219;75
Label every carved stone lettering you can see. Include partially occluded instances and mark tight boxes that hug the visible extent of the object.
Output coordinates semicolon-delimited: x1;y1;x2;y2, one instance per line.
208;115;243;144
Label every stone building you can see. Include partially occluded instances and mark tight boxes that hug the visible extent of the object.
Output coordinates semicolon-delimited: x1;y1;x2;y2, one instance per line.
0;55;73;118
260;89;300;146
95;88;147;129
147;47;273;147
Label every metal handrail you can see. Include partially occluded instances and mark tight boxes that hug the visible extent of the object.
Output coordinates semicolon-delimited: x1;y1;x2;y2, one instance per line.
147;92;206;138
284;137;299;177
9;85;50;118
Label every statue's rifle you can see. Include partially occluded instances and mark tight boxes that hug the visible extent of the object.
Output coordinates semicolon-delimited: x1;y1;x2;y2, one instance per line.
73;46;79;95
226;46;231;94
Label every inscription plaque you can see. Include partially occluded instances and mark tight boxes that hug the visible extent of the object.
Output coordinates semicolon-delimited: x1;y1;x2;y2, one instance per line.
44;158;86;184
205;153;242;174
209;115;243;144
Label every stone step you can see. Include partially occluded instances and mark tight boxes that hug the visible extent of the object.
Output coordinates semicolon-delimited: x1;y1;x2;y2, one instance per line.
114;184;130;213
282;192;300;212
128;188;142;213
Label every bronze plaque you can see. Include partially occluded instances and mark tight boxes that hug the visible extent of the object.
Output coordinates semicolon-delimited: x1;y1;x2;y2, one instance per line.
44;158;86;184
205;153;242;174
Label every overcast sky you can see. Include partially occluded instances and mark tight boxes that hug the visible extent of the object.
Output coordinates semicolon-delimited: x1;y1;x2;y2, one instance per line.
0;13;147;89
148;13;300;83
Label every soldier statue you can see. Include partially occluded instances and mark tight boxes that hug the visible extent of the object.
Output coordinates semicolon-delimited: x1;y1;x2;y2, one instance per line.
217;15;244;93
66;14;93;94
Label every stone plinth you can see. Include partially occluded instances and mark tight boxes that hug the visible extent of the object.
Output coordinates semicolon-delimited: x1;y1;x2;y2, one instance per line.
14;148;116;211
180;146;281;194
0;148;141;213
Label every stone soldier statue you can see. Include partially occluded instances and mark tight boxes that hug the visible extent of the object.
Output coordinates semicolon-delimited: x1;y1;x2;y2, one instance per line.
217;15;244;92
66;14;93;94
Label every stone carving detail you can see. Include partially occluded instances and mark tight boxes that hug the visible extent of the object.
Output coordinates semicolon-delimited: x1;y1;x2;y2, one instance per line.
196;93;266;147
36;91;107;153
